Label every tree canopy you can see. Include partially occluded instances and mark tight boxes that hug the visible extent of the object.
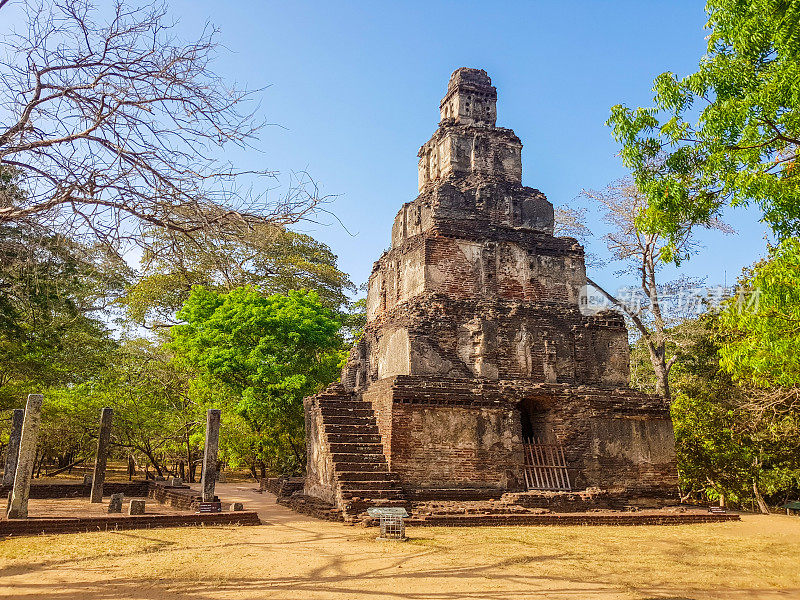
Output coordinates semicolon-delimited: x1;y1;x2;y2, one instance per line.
608;0;800;261
123;224;354;329
719;237;800;388
0;169;128;404
0;0;321;256
171;287;346;472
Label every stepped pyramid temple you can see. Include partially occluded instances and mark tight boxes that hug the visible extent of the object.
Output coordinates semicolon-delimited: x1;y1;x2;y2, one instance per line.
303;68;677;516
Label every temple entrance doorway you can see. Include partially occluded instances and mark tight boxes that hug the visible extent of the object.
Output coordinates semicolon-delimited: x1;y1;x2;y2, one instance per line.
519;398;571;491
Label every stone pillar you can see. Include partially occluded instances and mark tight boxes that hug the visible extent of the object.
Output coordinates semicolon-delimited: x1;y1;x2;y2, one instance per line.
108;493;123;513
2;409;24;488
6;394;43;519
200;409;221;502
90;407;113;503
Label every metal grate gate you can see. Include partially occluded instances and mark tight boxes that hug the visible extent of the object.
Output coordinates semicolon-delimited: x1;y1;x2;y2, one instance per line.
522;438;572;491
367;507;408;541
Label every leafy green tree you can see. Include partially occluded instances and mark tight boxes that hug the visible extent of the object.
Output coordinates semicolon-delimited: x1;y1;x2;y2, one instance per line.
0;168;129;406
631;306;799;509
0;224;127;403
608;0;800;260
25;339;198;480
716;238;800;509
666;313;753;504
123;225;354;330
719;238;800;387
171;287;345;474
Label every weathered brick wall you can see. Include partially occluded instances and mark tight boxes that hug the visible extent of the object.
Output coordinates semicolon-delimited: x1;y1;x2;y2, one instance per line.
0;480;149;499
418;126;523;188
262;476;305;498
148;483;199;509
438;68;498;125
356;375;676;499
302;397;337;505
0;511;261;537
344;296;631;390
516;387;678;496
389;401;522;492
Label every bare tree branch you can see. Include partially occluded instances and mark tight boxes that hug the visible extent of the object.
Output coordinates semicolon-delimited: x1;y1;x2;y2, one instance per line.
0;0;323;258
581;178;733;399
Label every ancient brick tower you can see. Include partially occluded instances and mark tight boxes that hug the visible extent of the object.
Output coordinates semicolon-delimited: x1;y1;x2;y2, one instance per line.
304;68;677;512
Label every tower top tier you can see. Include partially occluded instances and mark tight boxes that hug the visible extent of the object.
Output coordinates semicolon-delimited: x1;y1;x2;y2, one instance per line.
439;68;497;127
419;68;522;191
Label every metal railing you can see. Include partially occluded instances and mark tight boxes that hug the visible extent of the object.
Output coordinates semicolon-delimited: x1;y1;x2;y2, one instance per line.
522;438;572;491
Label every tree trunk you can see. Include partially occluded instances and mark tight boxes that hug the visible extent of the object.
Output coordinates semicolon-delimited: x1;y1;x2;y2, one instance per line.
34;449;43;478
185;433;195;483
753;480;770;514
652;354;671;401
586;276;672;400
45;456;88;477
188;457;198;483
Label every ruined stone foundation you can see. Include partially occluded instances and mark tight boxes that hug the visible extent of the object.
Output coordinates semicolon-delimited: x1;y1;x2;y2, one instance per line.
304;68;678;516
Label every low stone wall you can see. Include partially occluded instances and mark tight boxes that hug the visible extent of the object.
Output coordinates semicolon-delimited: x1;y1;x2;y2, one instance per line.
407;487;504;501
501;489;620;512
276;494;343;522
406;512;741;527
147;483;200;510
262;477;281;495
500;486;681;512
0;511;261;538
262;476;305;498
0;480;150;499
0;480;241;512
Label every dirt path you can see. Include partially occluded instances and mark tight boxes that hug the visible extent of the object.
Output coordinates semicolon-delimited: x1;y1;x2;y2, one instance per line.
0;490;798;600
192;482;317;525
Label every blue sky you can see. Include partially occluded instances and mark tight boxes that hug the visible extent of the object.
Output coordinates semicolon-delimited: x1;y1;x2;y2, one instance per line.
10;1;772;295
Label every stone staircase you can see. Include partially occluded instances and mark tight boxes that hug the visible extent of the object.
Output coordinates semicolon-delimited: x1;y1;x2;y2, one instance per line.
315;389;405;519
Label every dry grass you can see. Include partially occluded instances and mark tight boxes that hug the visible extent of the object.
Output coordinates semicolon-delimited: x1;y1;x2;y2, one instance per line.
0;514;798;599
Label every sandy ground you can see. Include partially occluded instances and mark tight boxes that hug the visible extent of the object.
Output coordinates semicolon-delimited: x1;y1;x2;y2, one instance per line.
0;483;798;600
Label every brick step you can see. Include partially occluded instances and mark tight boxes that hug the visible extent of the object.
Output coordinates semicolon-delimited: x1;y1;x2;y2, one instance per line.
318;399;370;407
351;499;409;508
340;489;404;500
323;424;381;434
329;443;385;454
333;461;390;472
336;471;398;482
315;395;354;403
323;418;378;426
319;406;368;412
402;513;743;527
339;480;399;491
325;433;382;444
319;408;375;418
322;415;376;425
330;453;388;464
343;498;410;515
